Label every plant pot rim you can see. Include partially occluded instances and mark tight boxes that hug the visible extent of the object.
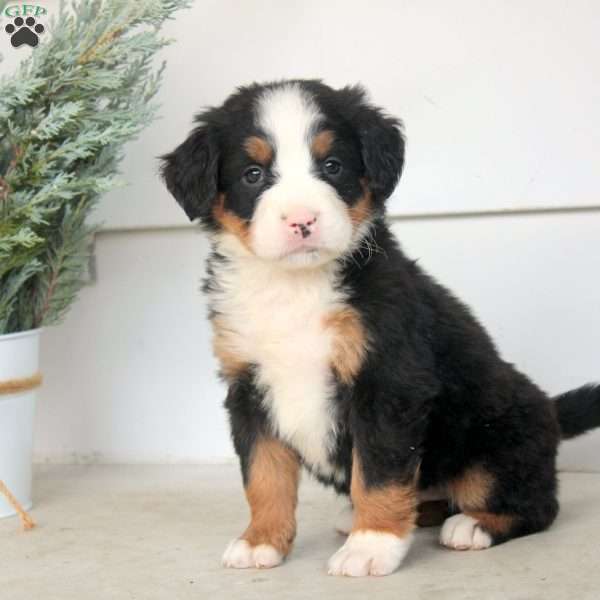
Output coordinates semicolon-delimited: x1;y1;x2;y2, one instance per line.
0;328;42;342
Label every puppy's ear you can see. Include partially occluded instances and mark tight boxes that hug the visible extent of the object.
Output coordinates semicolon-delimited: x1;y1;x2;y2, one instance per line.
160;125;219;222
340;85;405;202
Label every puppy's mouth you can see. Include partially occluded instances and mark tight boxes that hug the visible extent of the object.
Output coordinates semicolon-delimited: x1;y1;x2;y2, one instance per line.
281;244;321;258
279;245;331;268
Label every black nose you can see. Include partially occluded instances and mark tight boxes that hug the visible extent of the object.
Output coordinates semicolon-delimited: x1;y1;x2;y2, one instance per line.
299;224;311;238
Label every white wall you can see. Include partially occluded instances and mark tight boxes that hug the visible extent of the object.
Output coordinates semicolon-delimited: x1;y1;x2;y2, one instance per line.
94;0;600;229
3;1;599;468
5;1;599;226
35;213;600;469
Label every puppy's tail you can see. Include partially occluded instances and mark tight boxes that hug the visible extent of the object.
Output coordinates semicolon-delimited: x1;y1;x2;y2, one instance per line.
554;384;600;440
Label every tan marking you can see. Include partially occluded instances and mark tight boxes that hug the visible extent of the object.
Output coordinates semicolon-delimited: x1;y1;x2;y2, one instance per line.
311;129;335;159
211;316;248;380
0;480;35;531
244;136;273;165
242;438;301;556
212;194;252;250
448;465;494;511
466;511;516;536
324;307;368;384
0;372;42;395
348;182;374;228
348;194;373;228
350;450;416;538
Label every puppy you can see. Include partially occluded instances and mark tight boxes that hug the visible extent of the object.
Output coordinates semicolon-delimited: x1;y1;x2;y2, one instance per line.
161;80;600;577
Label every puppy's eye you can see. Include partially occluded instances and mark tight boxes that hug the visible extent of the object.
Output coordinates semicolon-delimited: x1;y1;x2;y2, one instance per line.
323;157;342;176
243;166;263;185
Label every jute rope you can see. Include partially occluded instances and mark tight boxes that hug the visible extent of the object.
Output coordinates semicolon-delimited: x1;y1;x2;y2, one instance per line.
0;372;42;530
0;480;36;530
0;372;43;395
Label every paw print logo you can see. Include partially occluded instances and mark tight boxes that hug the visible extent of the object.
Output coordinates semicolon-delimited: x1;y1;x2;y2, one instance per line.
5;16;45;48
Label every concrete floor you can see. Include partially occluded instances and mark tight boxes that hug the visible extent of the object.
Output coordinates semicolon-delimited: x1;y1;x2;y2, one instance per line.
1;466;599;600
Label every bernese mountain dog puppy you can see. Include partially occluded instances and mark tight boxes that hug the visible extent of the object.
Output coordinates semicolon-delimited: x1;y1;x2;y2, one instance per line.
160;80;600;577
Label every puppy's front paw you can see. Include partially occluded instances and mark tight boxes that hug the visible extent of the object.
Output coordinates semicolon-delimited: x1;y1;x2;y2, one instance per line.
222;538;283;569
327;531;412;577
440;514;492;550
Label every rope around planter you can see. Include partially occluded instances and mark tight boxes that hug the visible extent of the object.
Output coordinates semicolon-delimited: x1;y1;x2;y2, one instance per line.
0;480;36;530
0;372;43;395
0;372;42;531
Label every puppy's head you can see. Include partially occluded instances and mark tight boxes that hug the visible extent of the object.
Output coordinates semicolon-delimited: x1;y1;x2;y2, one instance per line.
161;80;404;268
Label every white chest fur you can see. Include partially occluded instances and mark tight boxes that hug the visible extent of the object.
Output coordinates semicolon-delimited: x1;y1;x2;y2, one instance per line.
210;240;345;477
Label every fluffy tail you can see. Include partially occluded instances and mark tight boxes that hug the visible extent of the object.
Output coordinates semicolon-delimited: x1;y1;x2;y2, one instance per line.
554;384;600;440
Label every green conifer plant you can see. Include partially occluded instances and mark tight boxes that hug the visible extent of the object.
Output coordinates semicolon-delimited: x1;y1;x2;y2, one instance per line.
0;0;190;334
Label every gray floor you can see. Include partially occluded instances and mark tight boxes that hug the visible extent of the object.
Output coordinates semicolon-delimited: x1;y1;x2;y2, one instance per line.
1;465;599;600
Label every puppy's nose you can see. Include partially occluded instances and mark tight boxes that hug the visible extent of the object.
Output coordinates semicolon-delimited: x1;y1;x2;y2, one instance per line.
283;210;319;239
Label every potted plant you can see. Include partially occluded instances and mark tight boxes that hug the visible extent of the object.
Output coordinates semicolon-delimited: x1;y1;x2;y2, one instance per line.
0;0;189;525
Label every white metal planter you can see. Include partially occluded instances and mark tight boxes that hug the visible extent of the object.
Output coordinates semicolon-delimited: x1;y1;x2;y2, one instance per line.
0;329;41;519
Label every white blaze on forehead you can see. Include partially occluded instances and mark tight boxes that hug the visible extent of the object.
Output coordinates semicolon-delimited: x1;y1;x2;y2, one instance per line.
248;83;356;266
256;84;322;179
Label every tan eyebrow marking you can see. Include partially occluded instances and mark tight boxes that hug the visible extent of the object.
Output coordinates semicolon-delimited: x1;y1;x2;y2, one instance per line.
243;136;273;165
311;129;335;159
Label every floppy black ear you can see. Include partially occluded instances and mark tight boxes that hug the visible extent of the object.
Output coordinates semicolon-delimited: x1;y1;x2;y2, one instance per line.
160;125;219;222
340;85;405;202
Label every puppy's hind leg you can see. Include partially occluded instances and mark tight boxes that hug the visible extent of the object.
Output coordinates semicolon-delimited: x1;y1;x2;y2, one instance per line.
440;463;558;550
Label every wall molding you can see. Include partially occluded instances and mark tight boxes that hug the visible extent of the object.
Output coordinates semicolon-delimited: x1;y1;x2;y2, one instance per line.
97;203;600;237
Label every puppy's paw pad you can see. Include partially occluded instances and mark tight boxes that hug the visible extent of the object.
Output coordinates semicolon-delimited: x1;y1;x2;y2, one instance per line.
327;531;411;577
222;538;283;569
440;514;492;550
334;504;354;536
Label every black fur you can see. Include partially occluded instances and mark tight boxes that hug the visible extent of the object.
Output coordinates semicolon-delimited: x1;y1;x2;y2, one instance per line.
162;80;599;553
160;80;404;228
224;369;269;486
554;384;600;439
300;81;405;203
219;216;567;544
160;124;220;221
330;221;562;542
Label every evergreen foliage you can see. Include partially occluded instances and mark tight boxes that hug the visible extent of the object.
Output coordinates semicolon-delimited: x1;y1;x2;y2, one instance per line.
0;0;190;334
